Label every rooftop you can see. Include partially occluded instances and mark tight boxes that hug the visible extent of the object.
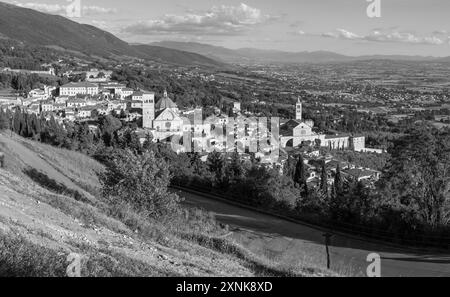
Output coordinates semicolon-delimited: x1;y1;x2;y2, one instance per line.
61;82;98;88
155;91;177;110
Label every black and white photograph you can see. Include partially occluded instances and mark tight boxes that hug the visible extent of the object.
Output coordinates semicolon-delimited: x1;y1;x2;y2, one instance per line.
0;0;449;284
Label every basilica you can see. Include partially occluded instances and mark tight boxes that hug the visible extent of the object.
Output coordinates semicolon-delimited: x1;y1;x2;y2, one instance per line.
279;98;366;151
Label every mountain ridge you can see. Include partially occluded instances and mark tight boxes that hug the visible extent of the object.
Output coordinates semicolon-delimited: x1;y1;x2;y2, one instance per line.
151;41;448;64
0;2;224;68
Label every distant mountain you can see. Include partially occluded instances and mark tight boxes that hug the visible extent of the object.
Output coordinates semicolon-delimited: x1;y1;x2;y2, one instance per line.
151;41;250;63
152;41;449;64
235;48;351;63
0;2;224;67
434;56;450;63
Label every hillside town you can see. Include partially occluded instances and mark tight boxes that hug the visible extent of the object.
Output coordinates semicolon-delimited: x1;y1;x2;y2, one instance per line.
1;0;450;279
0;68;384;188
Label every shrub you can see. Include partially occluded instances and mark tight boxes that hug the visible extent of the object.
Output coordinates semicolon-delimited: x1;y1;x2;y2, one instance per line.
99;149;180;218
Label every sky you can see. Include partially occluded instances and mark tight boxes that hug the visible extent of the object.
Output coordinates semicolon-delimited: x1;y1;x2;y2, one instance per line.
4;0;450;56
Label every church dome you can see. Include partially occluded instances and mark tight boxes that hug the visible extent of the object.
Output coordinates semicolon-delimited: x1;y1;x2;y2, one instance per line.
155;90;177;110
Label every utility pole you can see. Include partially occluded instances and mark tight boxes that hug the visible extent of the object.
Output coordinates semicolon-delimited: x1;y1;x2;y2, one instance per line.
323;232;333;269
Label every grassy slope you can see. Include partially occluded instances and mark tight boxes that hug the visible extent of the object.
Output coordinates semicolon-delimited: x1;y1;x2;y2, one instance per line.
0;132;335;276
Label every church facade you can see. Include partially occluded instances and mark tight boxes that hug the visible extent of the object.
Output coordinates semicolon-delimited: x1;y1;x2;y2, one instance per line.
142;90;185;141
280;98;366;152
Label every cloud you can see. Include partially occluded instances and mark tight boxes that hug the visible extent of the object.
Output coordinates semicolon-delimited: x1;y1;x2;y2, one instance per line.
10;1;117;16
123;3;275;36
12;2;66;14
321;28;450;45
82;6;117;16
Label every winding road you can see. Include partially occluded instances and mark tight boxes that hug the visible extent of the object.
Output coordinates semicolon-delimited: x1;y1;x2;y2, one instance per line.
177;189;450;277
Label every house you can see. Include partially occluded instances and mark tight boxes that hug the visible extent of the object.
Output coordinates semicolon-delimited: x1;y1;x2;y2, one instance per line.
77;107;93;118
99;82;126;96
27;104;40;115
60;82;99;96
55;96;69;104
67;98;87;108
86;69;113;82
120;88;134;99
65;108;75;121
343;168;381;182
40;101;55;112
131;100;143;109
131;90;155;102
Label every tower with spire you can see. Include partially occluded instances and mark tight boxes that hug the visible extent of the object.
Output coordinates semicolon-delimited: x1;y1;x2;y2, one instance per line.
296;98;302;121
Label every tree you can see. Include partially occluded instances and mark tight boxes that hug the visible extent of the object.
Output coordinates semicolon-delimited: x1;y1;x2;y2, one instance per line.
334;164;343;197
76;123;94;154
0;108;10;130
377;126;450;229
99;149;180;218
283;155;296;180
320;161;328;197
99;115;122;147
207;151;225;187
228;152;244;182
293;154;308;197
12;108;23;134
119;128;141;153
142;133;154;152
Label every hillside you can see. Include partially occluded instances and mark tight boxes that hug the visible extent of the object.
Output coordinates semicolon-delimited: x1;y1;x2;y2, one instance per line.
132;44;224;68
0;2;223;68
0;132;333;277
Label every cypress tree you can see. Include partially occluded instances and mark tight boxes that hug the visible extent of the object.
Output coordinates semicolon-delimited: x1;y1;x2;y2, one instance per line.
294;154;308;196
320;161;328;197
334;164;343;196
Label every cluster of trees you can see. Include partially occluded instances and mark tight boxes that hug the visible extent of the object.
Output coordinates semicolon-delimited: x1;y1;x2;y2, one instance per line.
376;125;450;231
0;72;58;93
0;107;67;146
0;109;139;156
167;126;450;245
0;40;57;70
328;149;389;171
111;67;222;109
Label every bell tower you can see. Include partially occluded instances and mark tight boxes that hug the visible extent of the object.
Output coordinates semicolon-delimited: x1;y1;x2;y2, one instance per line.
142;93;155;129
296;98;302;121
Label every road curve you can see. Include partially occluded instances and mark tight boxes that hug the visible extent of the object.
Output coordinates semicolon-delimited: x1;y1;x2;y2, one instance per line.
177;189;450;277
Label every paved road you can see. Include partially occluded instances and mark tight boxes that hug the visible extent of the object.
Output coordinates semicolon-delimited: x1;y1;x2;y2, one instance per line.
177;189;450;277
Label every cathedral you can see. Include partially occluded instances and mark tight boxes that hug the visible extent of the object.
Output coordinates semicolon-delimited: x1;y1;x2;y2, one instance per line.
280;98;366;151
142;90;185;141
